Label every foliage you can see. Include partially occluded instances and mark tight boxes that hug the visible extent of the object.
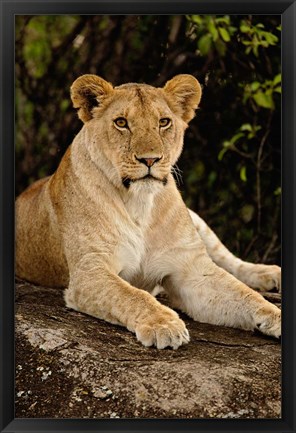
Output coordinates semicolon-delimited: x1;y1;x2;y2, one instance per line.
15;15;281;264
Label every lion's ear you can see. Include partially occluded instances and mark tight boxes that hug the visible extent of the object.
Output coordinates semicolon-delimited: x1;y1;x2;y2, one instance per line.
70;75;114;123
163;74;202;123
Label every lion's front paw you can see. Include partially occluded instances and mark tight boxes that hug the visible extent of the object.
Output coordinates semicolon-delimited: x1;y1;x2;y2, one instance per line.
254;305;281;338
135;309;189;350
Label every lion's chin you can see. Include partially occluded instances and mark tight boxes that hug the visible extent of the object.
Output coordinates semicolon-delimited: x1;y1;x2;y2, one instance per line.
122;174;168;190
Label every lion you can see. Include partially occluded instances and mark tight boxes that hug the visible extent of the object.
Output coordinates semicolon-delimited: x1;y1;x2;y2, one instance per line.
16;74;281;349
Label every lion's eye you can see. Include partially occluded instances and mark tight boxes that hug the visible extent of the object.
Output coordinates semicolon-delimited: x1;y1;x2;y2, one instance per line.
159;118;171;128
114;117;128;128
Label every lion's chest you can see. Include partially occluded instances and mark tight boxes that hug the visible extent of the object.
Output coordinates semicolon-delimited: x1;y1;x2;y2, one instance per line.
113;190;156;284
115;229;146;282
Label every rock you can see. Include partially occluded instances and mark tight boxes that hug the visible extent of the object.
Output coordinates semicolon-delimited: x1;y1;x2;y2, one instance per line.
15;279;281;419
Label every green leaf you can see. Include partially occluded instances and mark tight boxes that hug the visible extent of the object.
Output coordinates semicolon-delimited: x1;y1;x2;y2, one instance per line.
240;166;247;182
240;204;255;223
208;19;219;41
61;99;70;112
218;27;230;42
250;81;261;92
190;15;203;25
194;161;205;179
274;187;281;196
273;73;281;86
229;26;237;35
198;34;212;55
240;24;250;33
215;38;227;56
240;123;253;132
230;132;244;145
215;16;230;25
218;148;228;161
274;86;281;94
260;41;269;48
263;32;278;45
222;140;231;148
253;91;274;109
207;171;217;186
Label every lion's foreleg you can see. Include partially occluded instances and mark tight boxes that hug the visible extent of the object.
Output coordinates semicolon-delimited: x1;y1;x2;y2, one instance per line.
64;259;189;349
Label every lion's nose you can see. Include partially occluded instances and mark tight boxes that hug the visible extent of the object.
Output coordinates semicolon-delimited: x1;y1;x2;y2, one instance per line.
135;156;162;167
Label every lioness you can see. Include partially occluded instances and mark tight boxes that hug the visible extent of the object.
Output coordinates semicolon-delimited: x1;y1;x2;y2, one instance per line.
16;74;281;349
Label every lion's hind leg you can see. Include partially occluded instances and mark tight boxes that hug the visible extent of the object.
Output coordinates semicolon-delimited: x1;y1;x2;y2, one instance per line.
229;262;281;292
163;257;281;339
188;209;281;292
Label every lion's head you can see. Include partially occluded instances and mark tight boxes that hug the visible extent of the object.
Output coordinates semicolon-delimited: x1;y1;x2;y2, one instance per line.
70;74;202;192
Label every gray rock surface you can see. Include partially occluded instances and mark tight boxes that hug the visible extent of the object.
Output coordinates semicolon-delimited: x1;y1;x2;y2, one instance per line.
15;279;281;419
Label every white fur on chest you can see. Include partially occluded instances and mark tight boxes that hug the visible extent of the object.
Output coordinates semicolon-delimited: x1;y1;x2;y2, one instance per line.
116;228;145;282
114;185;156;281
124;183;156;227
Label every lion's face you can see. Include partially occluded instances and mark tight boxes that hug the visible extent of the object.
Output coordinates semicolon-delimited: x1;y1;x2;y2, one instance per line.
70;75;202;191
91;85;187;189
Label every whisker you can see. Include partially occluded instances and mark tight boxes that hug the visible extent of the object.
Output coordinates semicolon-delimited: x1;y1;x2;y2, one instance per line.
171;164;183;185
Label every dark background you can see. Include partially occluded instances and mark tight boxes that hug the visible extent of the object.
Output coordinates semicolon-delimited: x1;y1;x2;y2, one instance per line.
15;15;281;264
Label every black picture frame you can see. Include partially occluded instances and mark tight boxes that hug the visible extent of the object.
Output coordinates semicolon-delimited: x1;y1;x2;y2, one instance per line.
1;1;295;432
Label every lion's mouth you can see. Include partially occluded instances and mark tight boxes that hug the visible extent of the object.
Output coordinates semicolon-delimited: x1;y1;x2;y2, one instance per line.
122;174;167;189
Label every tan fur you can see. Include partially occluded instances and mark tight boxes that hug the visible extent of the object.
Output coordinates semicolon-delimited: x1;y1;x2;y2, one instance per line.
16;74;281;349
188;209;281;292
